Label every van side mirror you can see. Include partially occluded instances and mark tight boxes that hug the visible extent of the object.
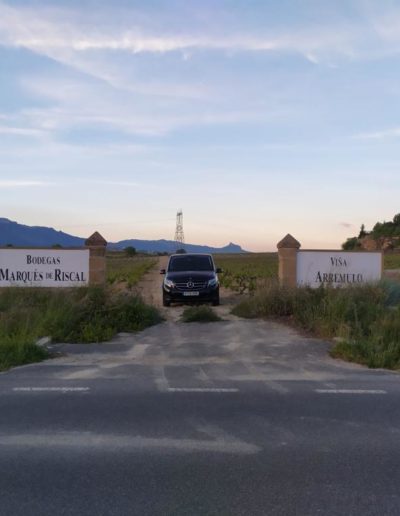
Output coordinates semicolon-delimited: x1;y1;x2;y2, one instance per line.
160;269;166;275
216;267;223;273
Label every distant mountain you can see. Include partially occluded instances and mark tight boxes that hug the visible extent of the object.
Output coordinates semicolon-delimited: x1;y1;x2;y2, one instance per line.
110;239;245;254
0;218;247;254
0;218;85;247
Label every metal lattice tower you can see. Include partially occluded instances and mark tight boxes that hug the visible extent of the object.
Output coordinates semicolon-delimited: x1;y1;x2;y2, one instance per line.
174;210;185;245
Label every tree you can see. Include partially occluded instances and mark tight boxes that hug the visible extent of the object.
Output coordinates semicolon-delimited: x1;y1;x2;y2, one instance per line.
393;213;400;226
342;237;359;250
358;224;367;238
125;246;137;257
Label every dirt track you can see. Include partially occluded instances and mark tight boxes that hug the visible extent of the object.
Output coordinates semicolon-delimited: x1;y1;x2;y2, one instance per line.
133;256;242;322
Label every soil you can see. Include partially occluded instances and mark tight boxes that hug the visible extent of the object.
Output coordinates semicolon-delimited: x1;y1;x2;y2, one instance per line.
132;256;243;322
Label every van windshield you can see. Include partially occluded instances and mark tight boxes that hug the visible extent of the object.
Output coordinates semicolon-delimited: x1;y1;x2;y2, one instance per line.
168;255;214;272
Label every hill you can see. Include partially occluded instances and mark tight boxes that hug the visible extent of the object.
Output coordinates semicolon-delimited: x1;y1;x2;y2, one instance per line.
0;218;247;254
342;213;400;251
0;218;85;247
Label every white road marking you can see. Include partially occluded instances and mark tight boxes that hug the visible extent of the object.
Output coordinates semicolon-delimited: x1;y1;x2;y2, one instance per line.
13;387;90;392
167;387;239;393
316;389;387;394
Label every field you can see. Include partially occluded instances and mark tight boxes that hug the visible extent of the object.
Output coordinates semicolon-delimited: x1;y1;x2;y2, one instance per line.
384;253;400;269
214;253;278;293
107;254;158;288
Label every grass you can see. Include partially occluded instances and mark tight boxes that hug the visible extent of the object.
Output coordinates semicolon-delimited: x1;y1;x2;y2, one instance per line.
182;305;222;323
0;338;49;372
0;286;162;372
233;280;400;369
384;253;400;270
107;254;157;287
214;253;278;293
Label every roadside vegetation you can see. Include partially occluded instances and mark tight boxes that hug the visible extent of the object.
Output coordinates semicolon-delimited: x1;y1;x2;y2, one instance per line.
0;286;162;372
182;305;222;323
233;280;400;369
214;253;278;293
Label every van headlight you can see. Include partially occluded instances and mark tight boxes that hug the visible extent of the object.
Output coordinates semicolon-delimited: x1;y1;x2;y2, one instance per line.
208;278;218;287
164;278;175;289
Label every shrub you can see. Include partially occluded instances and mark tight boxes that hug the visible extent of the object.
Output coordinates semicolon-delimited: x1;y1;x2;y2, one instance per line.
233;281;400;369
0;286;163;370
182;306;222;323
342;237;359;250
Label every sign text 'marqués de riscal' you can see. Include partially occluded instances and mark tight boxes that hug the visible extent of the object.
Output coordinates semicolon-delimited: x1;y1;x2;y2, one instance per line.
0;249;89;287
297;251;382;288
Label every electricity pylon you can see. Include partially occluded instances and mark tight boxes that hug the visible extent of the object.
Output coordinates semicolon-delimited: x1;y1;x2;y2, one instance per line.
174;210;185;245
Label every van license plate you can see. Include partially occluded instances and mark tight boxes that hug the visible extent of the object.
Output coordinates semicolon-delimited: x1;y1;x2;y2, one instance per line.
183;291;199;297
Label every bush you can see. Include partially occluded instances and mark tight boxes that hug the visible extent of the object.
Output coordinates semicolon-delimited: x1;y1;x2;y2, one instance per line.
342;237;359;250
182;306;222;323
0;287;163;371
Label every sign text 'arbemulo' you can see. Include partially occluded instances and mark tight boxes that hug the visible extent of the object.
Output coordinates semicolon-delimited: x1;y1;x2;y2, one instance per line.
296;251;382;288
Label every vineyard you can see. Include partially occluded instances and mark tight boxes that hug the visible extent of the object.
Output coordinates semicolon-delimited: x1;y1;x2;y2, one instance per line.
384;253;400;269
107;254;157;288
214;253;278;293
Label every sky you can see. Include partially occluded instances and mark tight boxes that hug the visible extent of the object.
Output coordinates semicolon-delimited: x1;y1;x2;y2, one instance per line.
0;0;399;251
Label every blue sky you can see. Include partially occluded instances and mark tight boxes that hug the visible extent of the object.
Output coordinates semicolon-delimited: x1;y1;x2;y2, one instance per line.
0;0;399;250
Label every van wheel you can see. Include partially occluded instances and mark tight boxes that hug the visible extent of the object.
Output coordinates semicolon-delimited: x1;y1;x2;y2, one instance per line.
212;293;220;306
163;293;171;307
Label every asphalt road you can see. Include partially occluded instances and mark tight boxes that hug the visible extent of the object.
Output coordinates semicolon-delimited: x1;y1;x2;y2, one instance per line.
1;318;399;515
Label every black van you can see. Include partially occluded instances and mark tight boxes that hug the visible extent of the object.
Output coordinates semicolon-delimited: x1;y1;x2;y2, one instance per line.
160;253;221;307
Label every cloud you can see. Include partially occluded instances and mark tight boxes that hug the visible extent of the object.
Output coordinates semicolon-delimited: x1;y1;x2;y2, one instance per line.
12;71;266;139
0;180;50;188
0;2;361;64
0;125;46;138
86;180;140;187
339;222;354;228
354;128;400;140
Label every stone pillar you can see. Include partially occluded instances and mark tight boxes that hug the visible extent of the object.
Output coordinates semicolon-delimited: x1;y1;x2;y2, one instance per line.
277;234;301;288
85;232;107;285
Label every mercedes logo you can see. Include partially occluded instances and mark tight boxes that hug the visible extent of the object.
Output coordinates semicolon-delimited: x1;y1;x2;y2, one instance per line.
187;281;194;289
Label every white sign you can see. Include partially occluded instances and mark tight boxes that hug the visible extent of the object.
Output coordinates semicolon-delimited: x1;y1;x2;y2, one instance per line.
297;251;382;288
0;249;89;287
